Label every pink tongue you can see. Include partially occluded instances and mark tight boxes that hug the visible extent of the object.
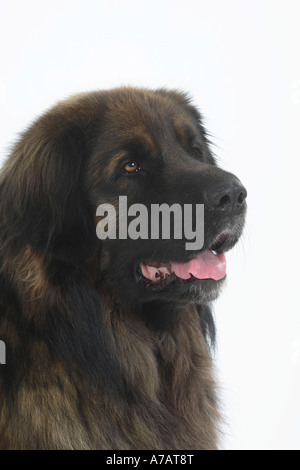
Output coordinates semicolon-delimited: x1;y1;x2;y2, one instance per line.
171;250;226;281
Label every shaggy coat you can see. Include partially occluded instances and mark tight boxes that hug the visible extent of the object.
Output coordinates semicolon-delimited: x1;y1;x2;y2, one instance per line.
0;87;246;449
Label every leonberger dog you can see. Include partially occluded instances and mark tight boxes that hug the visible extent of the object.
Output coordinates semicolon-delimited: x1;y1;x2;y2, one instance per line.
0;87;247;450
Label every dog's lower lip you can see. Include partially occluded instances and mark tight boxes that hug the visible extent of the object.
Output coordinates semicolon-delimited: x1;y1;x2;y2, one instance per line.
136;264;225;293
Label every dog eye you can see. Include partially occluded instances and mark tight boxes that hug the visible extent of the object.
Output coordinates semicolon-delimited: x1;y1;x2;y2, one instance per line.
123;161;140;174
191;146;204;158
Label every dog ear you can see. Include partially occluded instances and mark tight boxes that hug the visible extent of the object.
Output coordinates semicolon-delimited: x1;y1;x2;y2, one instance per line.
0;112;97;265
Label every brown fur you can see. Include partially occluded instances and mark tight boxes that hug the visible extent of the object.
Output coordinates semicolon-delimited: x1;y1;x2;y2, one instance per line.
0;87;246;449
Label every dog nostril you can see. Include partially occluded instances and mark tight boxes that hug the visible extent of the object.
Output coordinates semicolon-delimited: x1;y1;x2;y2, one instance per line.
238;190;246;205
219;194;231;209
208;179;247;211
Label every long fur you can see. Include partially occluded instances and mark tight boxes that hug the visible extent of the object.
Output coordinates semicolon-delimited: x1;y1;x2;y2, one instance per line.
0;87;245;449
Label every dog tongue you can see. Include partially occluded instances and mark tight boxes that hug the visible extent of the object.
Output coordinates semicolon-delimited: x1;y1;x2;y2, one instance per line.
171;251;226;281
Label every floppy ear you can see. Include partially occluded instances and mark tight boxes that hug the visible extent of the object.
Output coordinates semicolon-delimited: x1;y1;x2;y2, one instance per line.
0;113;97;265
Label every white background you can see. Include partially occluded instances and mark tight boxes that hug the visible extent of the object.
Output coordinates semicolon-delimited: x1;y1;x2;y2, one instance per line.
0;0;299;450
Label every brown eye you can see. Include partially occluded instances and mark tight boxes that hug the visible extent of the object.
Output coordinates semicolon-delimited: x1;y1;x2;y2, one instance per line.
191;146;203;158
123;161;140;174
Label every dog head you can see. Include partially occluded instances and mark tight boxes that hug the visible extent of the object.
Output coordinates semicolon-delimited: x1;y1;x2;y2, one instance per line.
0;87;247;305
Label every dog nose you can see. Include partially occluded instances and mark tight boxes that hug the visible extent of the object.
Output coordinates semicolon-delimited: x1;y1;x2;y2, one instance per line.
204;176;247;213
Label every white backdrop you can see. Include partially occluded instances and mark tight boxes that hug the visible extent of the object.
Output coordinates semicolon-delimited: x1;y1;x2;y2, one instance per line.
0;0;299;450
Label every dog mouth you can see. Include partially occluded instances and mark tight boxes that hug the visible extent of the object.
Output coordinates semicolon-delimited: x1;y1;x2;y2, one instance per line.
136;233;229;288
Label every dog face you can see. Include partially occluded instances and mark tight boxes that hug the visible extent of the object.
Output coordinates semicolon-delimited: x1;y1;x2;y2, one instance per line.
2;87;246;306
83;88;247;304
